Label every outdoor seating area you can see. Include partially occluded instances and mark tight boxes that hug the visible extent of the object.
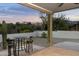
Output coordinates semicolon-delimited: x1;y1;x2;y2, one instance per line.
7;37;34;56
6;36;46;56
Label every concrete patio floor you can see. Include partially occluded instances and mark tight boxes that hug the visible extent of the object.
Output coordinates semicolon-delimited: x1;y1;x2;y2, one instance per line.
32;47;79;56
1;42;79;56
0;45;45;56
54;42;79;51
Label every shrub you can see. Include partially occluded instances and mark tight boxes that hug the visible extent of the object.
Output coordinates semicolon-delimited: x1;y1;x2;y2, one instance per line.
41;32;47;38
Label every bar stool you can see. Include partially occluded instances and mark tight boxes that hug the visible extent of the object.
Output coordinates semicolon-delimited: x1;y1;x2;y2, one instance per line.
29;36;33;53
7;39;16;56
25;36;33;54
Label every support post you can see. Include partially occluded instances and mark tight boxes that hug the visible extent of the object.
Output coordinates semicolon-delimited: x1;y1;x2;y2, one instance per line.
18;38;19;56
47;14;53;46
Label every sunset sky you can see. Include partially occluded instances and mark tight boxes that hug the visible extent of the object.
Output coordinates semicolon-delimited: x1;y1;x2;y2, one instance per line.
0;3;79;23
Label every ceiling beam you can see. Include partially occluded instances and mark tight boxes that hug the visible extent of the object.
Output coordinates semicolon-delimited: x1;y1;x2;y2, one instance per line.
20;3;52;14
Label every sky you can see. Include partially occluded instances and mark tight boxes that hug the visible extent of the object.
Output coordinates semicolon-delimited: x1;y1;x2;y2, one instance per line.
0;3;79;23
0;3;42;23
54;8;79;21
0;3;40;16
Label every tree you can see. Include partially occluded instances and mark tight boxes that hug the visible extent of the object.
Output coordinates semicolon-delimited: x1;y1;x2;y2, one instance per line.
7;23;16;33
0;23;2;34
2;21;7;49
15;22;34;33
40;13;48;30
15;22;21;33
40;13;70;31
53;14;70;31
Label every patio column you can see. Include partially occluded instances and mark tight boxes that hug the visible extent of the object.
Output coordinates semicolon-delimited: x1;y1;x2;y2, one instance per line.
47;13;53;46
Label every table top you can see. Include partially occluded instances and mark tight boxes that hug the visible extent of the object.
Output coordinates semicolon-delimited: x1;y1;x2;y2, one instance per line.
32;47;79;56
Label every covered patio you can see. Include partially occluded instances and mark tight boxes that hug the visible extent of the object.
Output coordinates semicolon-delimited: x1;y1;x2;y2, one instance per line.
20;3;79;46
17;3;79;56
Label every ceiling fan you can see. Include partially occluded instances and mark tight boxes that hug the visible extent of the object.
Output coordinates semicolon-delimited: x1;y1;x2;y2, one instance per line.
58;3;64;7
74;3;79;4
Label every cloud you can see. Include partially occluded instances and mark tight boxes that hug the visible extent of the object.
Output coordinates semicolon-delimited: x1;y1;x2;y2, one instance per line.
0;3;41;23
66;15;79;21
0;15;42;23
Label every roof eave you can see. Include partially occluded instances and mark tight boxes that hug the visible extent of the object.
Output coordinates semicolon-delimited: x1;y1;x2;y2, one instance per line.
19;3;52;14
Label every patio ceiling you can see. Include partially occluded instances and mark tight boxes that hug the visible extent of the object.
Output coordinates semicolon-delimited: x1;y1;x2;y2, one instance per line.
21;3;79;14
